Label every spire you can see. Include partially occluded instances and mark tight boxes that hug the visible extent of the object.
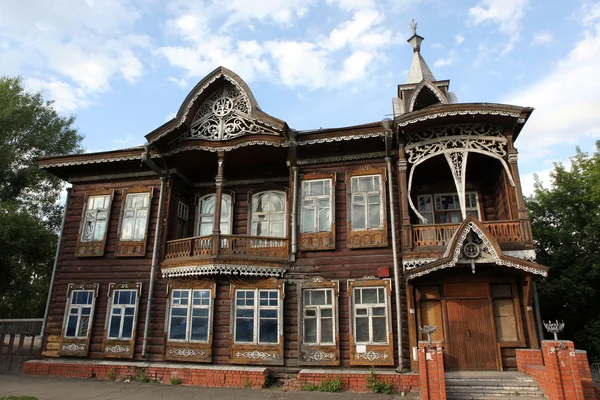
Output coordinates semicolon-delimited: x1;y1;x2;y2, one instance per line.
406;19;436;84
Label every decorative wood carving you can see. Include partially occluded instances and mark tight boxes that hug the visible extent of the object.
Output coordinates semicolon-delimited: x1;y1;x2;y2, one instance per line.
101;282;143;359
164;280;216;363
412;220;522;247
347;278;394;366
116;186;154;257
75;188;115;257
58;283;99;357
345;167;388;249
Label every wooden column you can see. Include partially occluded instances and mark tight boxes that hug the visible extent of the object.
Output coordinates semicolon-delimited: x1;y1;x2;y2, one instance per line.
398;144;412;251
212;152;225;256
523;276;540;349
407;280;419;371
506;135;533;244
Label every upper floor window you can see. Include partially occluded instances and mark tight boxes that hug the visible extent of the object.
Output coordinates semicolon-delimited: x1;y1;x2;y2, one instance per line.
107;289;138;340
120;192;150;241
196;193;232;236
65;290;94;339
417;192;480;224
350;175;383;230
168;289;212;342
301;180;332;233
176;201;189;239
251;191;286;237
81;195;110;242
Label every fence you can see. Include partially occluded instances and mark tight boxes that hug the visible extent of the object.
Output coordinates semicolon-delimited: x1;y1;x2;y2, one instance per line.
0;318;43;373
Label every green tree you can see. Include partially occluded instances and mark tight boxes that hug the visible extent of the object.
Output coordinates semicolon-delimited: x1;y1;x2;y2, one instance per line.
527;142;600;363
0;76;83;318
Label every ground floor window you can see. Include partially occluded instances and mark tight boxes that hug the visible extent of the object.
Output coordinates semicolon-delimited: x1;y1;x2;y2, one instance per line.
169;288;212;342
234;289;280;344
107;289;138;340
353;286;389;344
303;288;335;345
65;290;95;339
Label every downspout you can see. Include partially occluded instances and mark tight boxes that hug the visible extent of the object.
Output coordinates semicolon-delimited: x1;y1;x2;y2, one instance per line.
141;144;167;358
41;186;71;344
382;118;404;372
291;166;299;257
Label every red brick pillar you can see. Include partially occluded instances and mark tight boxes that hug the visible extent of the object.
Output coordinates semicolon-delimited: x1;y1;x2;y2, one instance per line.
542;340;586;400
418;341;446;400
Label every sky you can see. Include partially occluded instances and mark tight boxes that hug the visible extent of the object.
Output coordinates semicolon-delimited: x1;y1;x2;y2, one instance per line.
2;0;600;195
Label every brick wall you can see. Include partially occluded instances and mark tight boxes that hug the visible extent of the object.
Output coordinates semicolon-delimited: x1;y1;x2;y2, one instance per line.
418;341;446;400
297;369;420;393
23;360;267;389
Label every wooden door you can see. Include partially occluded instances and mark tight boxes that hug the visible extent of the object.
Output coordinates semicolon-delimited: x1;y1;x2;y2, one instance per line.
446;299;497;370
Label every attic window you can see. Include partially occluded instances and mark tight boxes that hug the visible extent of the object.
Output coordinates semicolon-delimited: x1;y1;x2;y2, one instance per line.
412;86;441;111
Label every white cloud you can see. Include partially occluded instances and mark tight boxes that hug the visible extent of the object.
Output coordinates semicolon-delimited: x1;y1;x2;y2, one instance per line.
455;35;465;45
582;1;600;25
504;23;600;159
520;168;553;196
434;50;456;67
24;77;90;112
468;0;529;54
326;0;377;12
532;32;553;46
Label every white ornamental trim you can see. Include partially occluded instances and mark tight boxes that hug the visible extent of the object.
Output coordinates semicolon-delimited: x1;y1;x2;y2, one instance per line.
403;258;438;270
69;171;157;183
61;343;86;352
407;222;548;280
297;132;385;145
295;151;387;166
503;249;536;262
40;154;142;169
356;351;389;361
162;264;284;278
105;344;130;354
168;348;206;357
162;140;288;157
397;110;520;127
305;351;336;362
236;350;277;360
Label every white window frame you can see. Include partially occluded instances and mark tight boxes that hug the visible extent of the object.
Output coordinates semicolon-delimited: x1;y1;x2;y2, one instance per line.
120;192;151;241
250;190;287;238
428;191;480;224
349;174;384;231
195;193;233;236
80;194;111;242
302;288;336;345
107;289;139;341
300;179;332;234
233;289;280;345
417;194;435;225
64;290;95;339
167;288;213;343
352;286;389;345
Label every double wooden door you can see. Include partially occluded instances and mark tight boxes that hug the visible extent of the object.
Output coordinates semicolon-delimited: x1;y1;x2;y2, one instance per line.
445;298;497;370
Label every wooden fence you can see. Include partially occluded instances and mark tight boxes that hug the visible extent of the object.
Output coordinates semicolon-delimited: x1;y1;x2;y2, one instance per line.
0;318;43;373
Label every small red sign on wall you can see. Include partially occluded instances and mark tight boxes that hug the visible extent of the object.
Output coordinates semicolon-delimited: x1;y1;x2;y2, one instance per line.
378;267;390;278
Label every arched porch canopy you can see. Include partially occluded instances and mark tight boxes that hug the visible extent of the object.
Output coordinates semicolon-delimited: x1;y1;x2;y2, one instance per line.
405;215;549;280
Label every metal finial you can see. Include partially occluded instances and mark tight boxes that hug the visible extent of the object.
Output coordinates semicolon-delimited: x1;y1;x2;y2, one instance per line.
419;325;438;342
410;19;418;36
543;320;565;341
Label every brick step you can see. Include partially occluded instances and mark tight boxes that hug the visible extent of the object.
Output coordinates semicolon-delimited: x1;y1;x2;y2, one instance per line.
446;381;540;388
446;388;545;395
446;377;536;383
447;395;545;400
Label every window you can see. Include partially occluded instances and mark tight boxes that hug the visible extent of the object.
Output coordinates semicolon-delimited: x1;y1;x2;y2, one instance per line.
303;289;335;345
81;195;110;242
120;192;150;241
491;283;518;342
417;192;480;224
176;201;189;239
107;290;138;340
251;191;286;237
168;289;212;342
301;180;332;233
196;194;232;236
65;290;94;339
353;287;388;344
234;289;280;344
350;175;383;230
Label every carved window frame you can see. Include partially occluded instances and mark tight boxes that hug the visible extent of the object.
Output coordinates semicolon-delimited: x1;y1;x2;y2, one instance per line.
298;277;340;366
58;283;99;357
116;186;153;257
247;188;288;238
164;280;216;362
75;188;115;257
347;278;394;366
194;192;234;236
229;278;284;365
102;283;142;359
345;167;388;249
299;172;336;251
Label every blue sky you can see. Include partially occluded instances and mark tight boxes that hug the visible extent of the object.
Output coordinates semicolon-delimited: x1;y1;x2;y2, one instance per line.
2;0;600;195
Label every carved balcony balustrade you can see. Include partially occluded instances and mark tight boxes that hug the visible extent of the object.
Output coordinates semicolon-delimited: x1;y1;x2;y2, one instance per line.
411;220;522;248
163;234;289;264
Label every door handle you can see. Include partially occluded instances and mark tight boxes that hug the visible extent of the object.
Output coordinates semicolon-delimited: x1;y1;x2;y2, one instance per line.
466;328;471;338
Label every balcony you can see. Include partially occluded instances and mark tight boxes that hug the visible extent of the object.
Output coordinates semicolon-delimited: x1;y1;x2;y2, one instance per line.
163;234;289;264
412;220;522;248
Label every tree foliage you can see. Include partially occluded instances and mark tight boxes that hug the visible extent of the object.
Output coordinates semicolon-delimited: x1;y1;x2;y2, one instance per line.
527;141;600;363
0;76;83;318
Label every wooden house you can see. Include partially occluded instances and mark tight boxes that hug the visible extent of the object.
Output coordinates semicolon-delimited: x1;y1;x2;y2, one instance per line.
38;27;548;375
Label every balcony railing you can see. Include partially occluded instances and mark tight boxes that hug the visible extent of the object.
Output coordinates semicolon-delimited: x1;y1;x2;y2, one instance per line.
164;234;289;261
412;220;522;248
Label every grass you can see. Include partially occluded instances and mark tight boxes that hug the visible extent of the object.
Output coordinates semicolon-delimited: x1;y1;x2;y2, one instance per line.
366;366;393;394
302;377;343;392
170;376;182;385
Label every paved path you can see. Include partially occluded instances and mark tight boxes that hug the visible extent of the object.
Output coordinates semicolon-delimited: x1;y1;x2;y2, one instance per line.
0;374;414;400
